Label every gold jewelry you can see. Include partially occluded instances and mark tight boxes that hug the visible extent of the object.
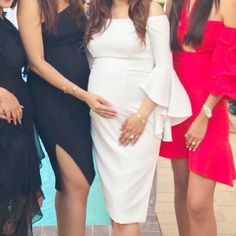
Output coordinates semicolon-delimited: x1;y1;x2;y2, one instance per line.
136;113;146;124
192;141;196;146
72;85;78;96
129;135;135;140
63;79;69;94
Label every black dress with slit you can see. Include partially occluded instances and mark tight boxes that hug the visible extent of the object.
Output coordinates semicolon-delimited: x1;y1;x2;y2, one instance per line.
27;8;95;191
0;16;43;236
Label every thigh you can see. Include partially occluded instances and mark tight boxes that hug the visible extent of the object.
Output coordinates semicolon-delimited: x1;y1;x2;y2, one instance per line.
55;145;89;194
187;172;216;208
171;159;189;191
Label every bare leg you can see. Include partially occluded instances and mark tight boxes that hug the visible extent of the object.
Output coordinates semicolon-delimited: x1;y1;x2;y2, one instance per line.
55;145;89;236
229;118;236;134
55;191;64;236
187;172;216;236
171;159;191;236
112;221;140;236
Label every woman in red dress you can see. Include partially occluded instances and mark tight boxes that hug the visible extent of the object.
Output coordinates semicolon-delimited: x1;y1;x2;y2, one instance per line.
160;0;236;236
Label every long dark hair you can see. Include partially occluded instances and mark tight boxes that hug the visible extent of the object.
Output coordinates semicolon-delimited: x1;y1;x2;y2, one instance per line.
85;0;150;44
170;0;220;50
38;0;86;33
11;0;17;8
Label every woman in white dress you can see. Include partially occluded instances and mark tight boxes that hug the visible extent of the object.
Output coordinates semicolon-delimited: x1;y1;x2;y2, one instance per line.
86;0;192;235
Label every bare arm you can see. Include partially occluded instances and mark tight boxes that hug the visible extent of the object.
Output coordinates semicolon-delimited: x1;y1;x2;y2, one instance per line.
17;0;117;118
185;0;236;150
17;0;87;99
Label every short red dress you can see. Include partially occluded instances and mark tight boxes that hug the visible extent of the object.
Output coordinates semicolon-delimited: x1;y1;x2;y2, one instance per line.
160;0;236;186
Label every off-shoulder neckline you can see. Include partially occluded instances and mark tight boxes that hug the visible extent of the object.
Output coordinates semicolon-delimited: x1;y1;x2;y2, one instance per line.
111;15;167;21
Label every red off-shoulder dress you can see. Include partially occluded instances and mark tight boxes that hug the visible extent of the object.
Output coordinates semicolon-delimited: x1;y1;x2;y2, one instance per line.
160;0;236;186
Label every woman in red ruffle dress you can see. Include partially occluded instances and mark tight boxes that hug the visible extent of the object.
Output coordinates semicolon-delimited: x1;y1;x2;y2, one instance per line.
160;1;236;236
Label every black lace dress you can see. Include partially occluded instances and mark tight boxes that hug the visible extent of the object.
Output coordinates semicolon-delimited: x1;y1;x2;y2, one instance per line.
0;16;43;236
27;8;95;191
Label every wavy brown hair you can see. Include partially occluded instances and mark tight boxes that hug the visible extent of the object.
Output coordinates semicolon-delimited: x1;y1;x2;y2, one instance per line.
170;0;220;50
38;0;86;33
85;0;150;43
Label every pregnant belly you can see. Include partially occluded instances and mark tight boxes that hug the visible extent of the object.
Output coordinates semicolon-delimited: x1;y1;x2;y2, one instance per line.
88;60;150;111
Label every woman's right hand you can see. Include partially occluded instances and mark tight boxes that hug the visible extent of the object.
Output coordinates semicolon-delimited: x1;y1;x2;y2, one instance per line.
83;92;118;118
0;88;23;125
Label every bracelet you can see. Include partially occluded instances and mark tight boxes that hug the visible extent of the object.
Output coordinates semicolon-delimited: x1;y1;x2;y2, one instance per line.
63;79;69;94
72;85;78;96
136;113;146;124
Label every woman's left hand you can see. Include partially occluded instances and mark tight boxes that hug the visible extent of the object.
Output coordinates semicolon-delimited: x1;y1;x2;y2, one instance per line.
185;111;209;151
119;113;146;146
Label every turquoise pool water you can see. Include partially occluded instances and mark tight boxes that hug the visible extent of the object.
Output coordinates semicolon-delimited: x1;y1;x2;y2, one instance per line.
35;148;110;226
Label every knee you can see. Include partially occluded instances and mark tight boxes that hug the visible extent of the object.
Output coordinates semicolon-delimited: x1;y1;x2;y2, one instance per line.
64;184;89;204
187;197;212;223
112;222;127;231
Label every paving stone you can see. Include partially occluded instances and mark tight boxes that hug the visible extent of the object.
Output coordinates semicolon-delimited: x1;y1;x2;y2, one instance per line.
86;226;93;236
33;227;41;236
94;225;111;236
41;226;57;236
142;232;162;236
141;223;160;232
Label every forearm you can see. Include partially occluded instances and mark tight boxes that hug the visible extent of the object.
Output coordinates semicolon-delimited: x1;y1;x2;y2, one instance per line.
0;87;10;101
138;97;157;120
204;94;222;110
197;94;222;121
29;59;87;101
0;87;7;95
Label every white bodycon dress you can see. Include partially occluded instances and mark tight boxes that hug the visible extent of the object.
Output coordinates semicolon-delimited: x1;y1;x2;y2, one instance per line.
87;15;192;223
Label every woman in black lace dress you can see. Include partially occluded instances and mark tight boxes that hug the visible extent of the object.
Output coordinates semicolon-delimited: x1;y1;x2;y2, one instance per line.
0;1;43;236
18;0;117;235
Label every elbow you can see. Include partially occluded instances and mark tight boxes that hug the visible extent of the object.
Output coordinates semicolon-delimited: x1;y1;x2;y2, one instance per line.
28;58;44;75
29;62;38;74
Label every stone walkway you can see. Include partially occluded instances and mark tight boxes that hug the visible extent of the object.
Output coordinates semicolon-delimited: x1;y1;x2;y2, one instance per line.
156;115;236;236
33;175;162;236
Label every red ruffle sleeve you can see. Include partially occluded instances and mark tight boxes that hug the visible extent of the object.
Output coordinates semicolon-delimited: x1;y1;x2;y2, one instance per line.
210;27;236;100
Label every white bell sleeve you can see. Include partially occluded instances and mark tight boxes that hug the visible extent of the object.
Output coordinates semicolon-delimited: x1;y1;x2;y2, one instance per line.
141;15;192;141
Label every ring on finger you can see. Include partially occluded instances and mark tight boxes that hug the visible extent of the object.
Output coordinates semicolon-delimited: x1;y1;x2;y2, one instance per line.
191;141;197;146
129;135;135;140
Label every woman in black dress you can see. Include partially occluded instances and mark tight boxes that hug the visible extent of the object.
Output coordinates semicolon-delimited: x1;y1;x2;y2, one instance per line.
0;1;43;235
18;0;117;235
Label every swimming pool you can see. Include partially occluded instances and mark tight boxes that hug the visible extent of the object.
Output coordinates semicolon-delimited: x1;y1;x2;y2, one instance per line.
35;147;110;226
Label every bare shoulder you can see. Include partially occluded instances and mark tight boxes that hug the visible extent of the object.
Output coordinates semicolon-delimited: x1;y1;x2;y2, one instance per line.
18;0;40;17
149;0;165;17
17;0;41;25
220;0;236;27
